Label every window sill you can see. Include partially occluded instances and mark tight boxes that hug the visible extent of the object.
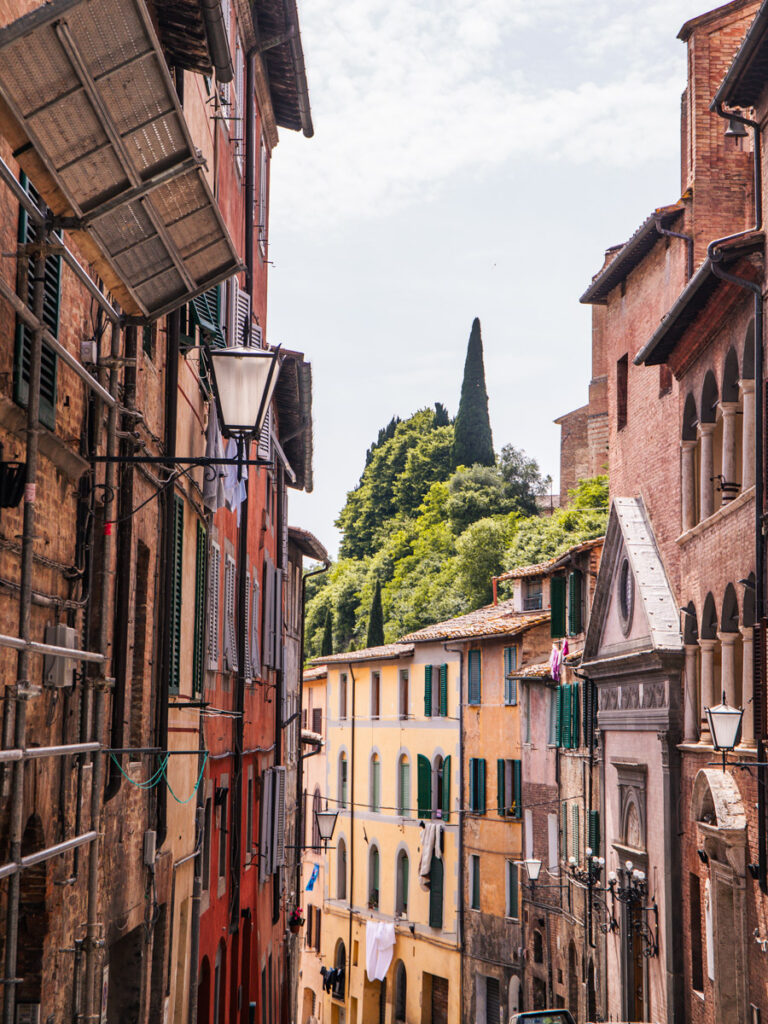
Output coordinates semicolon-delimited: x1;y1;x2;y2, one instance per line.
677;485;754;545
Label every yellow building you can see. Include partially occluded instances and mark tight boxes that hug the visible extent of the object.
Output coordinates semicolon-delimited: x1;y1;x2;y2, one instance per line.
315;642;461;1024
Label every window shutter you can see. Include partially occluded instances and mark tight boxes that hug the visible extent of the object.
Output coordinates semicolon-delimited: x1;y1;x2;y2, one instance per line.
428;854;443;929
257;406;273;462
583;677;593;748
568;570;583;635
571;682;580;749
497;759;506;818
243;570;252;681
486;978;500;1024
424;664;432;717
207;543;221;670
272;767;286;867
469;759;476;812
262;556;274;668
442;755;451;823
478;759;486;814
471;856;480;909
312;708;322;735
223;555;238;672
554;686;563;746
235;280;251;345
260;770;273;881
307;905;313;948
273;565;283;670
316;908;321;951
572;804;580;862
513;760;522;819
190;285;225;346
561;800;568;861
193;522;207;695
508;862;519;919
439;663;448;717
250;575;261;677
372;759;381;812
468;650;481;704
561;684;572;749
588;810;600;856
550;576;567;638
399;760;409;816
169;496;184;694
417;755;432;819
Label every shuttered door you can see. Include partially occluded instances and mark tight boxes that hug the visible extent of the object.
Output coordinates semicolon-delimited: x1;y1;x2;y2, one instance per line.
442;755;451;822
550;576;567;638
417;755;432;819
424;664;433;717
378;979;387;1024
192;523;207;695
431;977;448;1024
568;570;583;635
439;664;448;716
486;977;500;1024
14;177;60;430
169;496;184;694
428;854;443;928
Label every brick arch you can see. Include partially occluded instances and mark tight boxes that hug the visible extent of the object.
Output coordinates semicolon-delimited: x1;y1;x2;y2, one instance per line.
682;392;698;441
700;370;719;424
721;583;740;633
742;319;755;380
701;592;718;639
723;347;740;403
683;601;698;645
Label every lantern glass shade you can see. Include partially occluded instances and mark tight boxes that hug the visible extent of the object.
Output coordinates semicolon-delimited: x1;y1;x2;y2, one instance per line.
523;858;542;882
705;698;743;751
315;808;339;842
207;345;280;437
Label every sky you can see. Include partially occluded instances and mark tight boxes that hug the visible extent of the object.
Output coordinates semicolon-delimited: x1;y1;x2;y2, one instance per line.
267;0;718;557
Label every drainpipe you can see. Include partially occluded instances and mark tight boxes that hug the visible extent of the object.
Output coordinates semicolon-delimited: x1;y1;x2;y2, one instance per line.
708;100;766;893
200;0;234;83
655;218;694;282
3;244;46;1024
345;661;356;1017
244;51;256;304
443;640;464;1017
230;463;250;934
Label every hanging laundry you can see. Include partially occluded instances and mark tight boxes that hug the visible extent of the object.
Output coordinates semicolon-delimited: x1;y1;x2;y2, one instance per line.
550;643;562;682
365;920;395;981
419;823;442;891
306;864;320;891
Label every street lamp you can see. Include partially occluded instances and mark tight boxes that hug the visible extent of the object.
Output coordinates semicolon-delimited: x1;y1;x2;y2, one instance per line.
705;691;743;770
315;807;339;847
207;344;281;439
522;858;542;883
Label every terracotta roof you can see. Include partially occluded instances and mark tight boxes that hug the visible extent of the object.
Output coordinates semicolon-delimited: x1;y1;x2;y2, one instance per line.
311;643;415;666
550;537;604;568
253;0;313;137
679;0;758;43
513;661;553;679
580;204;685;305
288;526;328;563
712;0;768;108
303;666;327;682
497;558;558;582
399;602;550;643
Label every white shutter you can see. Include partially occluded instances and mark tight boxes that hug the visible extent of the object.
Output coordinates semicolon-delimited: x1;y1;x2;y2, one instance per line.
224;555;238;672
235;282;251;346
251;323;263;348
272;766;286;868
243;570;252;681
207;543;221;670
257;406;272;462
260;769;273;881
547;813;559;873
273;566;283;671
262;557;275;668
251;575;261;677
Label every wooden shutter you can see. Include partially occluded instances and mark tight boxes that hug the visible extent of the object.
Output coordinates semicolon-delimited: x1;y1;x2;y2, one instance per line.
193;522;207;695
272;767;286;867
486;978;500;1024
561;800;568;860
571;682;580;748
273;565;283;670
243;570;252;681
257;406;272;462
417;755;431;819
372;759;381;811
572;804;580;861
471;856;480;909
169;496;184;694
428;854;443;928
307;905;313;948
568;570;583;635
14;178;60;430
504;648;518;705
469;758;476;812
583;677;594;749
439;664;448;717
497;759;506;818
262;555;274;668
561;684;572;749
554;685;563;746
478;758;486;814
550;576;566;638
512;759;522;819
442;755;451;822
190;285;225;346
260;770;273;881
424;664;432;717
468;650;481;704
399;759;409;815
250;575;261;677
316;908;321;951
235;280;251;345
508;862;519;919
588;810;600;857
312;708;322;735
207;543;221;670
223;555;238;672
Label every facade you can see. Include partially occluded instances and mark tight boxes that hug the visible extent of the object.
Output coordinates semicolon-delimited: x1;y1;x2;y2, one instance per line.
315;643;461;1024
0;0;316;1022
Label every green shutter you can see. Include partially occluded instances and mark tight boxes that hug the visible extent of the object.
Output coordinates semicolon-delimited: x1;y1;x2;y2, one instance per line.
190;285;225;346
192;522;207;695
568;570;583;635
588;809;600;857
561;684;572;749
372;847;379;893
169;496;184;694
571;682;580;749
469;758;476;812
472;856;480;909
512;759;522;819
399;759;409;816
550;576;566;638
508;862;519;919
561;800;568;860
424;664;433;717
372;759;381;812
14;177;60;431
442;755;451;822
497;759;506;818
428;854;444;928
554;686;563;746
417;754;432;819
402;854;409;911
572;805;580;861
478;758;486;815
439;663;448;717
468;650;481;704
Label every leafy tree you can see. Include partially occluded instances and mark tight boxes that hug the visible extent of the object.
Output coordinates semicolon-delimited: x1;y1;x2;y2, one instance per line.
321;610;334;656
455;516;515;606
445;464;515;533
434;402;451;427
452;318;494;469
364;415;401;469
366;578;384;648
498;444;552;516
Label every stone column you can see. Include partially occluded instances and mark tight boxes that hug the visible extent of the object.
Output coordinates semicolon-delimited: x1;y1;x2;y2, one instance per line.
699;423;715;520
681;441;697;532
718;631;737;707
740;625;755;747
719;402;740;503
684;644;699;742
699;638;716;742
740;378;756;490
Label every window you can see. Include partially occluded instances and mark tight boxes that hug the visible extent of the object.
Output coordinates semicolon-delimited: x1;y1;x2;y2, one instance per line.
497;759;522;818
568;570;584;635
572;804;580;862
311;788;321;849
428;853;443;928
218;786;228;879
168;497;184;694
337;838;347;900
246;769;253;861
370;754;381;812
533;930;544;964
339;673;348;720
561;801;568;861
223;554;238;672
469;758;486;814
339;753;348;809
690;873;704;991
468;650;482;705
129;542;150;750
394;961;407;1023
432;756;444;819
550;576;566;638
424;664;448;717
398;756;410;817
193;523;208;695
523;578;543;611
617;353;628;429
369;846;380;908
395;850;409;915
312;707;322;736
588;809;600;857
332;941;345;1000
399;670;409;719
371;671;381;719
503;648;518;705
556;682;581;749
548;813;559;873
207;542;221;671
470;855;480;910
202;797;212;891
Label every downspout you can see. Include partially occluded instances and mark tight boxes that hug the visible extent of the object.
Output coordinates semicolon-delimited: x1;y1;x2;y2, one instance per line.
200;0;234;83
655;218;694;282
244;51;256;303
443;640;464;1014
708;100;766;892
3;244;46;1024
346;661;356;1018
230;461;249;933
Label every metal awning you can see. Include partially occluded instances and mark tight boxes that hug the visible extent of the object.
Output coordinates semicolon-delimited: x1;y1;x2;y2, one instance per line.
0;0;241;319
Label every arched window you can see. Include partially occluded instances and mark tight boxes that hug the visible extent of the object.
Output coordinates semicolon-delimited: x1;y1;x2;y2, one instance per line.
337;838;347;900
398;755;410;817
533;929;544;963
311;788;321;849
369;845;380;908
371;670;381;719
333;940;346;1000
394;960;407;1023
395;849;409;916
681;392;700;531
721;347;742;502
370;753;381;812
338;752;348;809
699;371;720;520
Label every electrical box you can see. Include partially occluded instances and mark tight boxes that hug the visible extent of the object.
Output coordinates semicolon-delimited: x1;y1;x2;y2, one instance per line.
43;624;78;688
16;1006;41;1024
81;339;97;364
143;829;157;866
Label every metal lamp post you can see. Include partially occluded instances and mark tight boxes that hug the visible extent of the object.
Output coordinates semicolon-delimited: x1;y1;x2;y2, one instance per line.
206;343;281;440
705;691;744;771
315;807;339;850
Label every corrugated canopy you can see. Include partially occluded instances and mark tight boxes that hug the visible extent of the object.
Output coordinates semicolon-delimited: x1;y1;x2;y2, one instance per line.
0;0;241;318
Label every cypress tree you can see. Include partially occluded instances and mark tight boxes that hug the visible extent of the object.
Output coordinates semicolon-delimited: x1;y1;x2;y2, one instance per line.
452;318;494;468
366;578;384;648
321;610;334;656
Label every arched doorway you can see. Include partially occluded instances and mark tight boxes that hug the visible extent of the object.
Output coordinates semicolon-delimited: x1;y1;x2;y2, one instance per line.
587;959;596;1021
568;942;579;1022
198;957;211;1024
